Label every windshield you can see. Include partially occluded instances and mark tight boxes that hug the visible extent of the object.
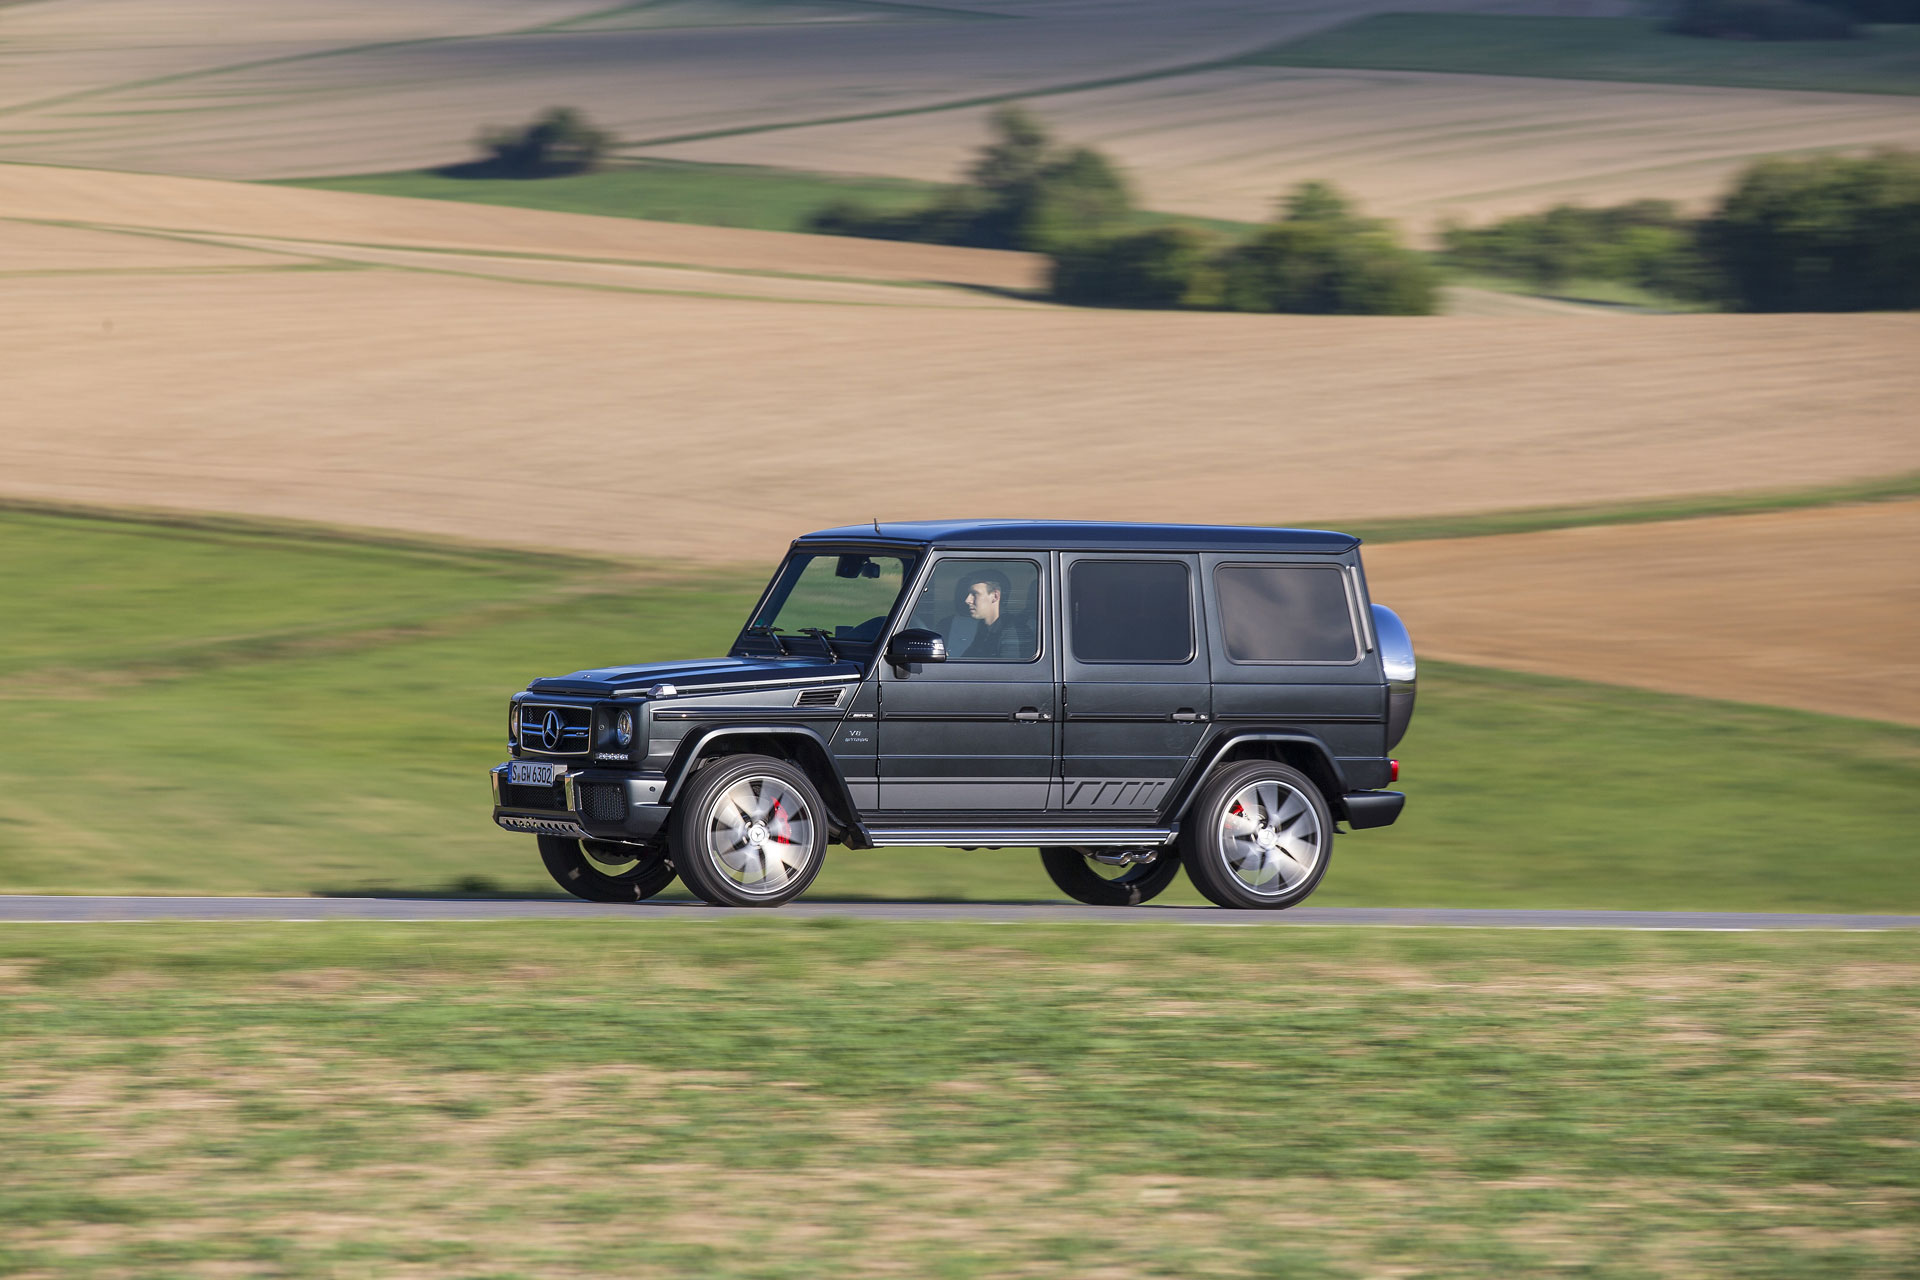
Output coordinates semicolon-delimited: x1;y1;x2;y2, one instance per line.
736;552;918;659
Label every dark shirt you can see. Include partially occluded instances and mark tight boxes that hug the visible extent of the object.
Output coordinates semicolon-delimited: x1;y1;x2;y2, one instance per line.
957;613;1029;659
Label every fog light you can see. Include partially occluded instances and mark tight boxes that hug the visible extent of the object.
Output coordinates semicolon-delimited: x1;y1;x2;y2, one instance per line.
615;709;635;747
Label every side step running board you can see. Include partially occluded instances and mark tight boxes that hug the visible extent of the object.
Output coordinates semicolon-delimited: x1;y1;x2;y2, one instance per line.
862;826;1177;849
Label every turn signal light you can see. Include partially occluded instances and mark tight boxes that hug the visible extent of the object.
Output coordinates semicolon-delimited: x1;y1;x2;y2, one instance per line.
1389;759;1400;783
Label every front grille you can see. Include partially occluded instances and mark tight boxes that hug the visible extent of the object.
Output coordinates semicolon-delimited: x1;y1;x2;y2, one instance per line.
501;781;568;811
516;703;592;755
580;784;628;823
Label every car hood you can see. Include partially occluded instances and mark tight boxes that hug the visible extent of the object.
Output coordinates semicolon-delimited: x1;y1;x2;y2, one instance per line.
525;655;861;697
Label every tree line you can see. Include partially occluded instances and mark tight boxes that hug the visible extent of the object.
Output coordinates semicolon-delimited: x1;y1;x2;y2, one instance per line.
811;108;1920;314
1445;151;1920;312
810;107;1439;315
461;105;1920;314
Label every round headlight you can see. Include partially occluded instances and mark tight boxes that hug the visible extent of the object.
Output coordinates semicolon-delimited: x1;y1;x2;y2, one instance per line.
615;709;635;747
507;703;518;746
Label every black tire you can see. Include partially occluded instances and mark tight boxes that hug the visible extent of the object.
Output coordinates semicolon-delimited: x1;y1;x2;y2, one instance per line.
537;835;677;903
1181;761;1333;910
1040;847;1184;906
670;755;828;908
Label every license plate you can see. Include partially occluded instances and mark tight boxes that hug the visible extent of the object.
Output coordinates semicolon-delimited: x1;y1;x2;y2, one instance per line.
509;761;560;787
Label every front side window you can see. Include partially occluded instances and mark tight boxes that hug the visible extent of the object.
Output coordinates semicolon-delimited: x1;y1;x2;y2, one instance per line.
1215;564;1358;662
905;558;1041;662
1069;559;1193;663
741;552;917;658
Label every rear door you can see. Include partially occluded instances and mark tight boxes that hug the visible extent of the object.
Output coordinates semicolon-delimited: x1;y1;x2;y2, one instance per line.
1202;554;1386;774
1057;553;1210;814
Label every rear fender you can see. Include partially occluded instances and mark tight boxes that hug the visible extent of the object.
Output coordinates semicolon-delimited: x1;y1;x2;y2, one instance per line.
1166;732;1351;824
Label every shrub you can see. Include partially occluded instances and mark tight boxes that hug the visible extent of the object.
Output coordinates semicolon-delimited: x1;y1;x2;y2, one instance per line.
1047;181;1435;315
470;107;612;178
807;106;1133;251
1049;226;1223;308
1666;0;1857;40
1215;183;1438;315
1442;199;1711;298
1701;150;1920;311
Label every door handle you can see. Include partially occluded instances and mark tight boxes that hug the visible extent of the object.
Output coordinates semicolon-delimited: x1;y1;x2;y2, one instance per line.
1013;707;1051;722
1171;709;1208;722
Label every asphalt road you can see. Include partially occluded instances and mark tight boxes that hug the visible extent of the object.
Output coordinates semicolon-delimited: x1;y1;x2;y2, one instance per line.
0;897;1915;929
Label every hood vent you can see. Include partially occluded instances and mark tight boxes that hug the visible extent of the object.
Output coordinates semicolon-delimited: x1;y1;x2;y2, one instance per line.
795;688;844;708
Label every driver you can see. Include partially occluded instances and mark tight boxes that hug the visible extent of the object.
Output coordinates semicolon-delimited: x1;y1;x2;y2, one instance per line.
951;569;1030;659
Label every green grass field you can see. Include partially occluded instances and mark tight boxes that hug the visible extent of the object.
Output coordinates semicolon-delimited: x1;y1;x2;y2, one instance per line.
1245;14;1920;96
278;160;1257;243
281;159;954;236
3;503;1916;908
1;923;1913;1277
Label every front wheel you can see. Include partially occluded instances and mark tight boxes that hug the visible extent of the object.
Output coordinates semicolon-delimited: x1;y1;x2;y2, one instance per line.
537;835;677;903
1181;761;1333;910
670;755;829;908
1040;847;1183;906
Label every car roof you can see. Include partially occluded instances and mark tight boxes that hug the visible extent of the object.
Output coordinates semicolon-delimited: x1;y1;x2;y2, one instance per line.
794;519;1359;554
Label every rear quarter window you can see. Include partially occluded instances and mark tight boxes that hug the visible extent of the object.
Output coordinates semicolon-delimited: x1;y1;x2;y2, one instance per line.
1214;564;1358;663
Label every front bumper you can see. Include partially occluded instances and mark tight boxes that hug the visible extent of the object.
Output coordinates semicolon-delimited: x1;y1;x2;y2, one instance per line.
490;763;672;844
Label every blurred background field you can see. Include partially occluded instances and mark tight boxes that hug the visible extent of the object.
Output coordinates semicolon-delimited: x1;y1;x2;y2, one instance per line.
3;504;1913;908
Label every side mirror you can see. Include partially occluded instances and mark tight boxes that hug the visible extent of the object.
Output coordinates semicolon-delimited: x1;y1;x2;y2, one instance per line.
886;628;947;665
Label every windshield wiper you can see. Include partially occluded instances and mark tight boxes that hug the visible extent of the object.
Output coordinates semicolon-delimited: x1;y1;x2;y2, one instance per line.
744;623;792;657
798;627;842;662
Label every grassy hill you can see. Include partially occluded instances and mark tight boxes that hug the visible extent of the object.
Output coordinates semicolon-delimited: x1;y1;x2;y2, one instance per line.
1247;14;1920;96
5;504;1915;908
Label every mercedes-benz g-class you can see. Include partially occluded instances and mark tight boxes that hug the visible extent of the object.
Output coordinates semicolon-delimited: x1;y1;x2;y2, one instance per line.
491;520;1415;909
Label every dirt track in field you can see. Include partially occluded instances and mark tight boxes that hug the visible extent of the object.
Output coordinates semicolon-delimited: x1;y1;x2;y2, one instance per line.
1366;503;1920;726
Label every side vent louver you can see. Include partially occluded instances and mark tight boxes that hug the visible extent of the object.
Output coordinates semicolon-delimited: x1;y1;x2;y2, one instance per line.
795;688;843;708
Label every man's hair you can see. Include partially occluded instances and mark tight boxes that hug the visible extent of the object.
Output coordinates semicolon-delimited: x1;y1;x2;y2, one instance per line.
966;568;1010;602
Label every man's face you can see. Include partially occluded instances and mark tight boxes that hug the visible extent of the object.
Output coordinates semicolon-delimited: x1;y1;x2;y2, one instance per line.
964;582;1001;622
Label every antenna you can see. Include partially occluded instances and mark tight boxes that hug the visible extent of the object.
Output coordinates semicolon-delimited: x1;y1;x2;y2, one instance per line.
872;515;882;536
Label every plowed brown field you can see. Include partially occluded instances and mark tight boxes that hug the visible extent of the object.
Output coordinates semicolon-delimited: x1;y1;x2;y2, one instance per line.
1366;503;1920;725
5;168;1918;568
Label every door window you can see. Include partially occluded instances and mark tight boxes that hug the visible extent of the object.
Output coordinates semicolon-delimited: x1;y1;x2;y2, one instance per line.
1069;560;1193;663
905;558;1042;662
1214;564;1358;662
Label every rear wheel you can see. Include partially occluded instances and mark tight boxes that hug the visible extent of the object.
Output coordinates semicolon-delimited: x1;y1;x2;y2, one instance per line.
1181;761;1333;910
670;755;828;908
1039;847;1183;906
537;835;677;903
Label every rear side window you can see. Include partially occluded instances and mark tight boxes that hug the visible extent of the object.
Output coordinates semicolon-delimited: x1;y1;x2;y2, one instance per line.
1215;564;1358;663
1070;560;1193;663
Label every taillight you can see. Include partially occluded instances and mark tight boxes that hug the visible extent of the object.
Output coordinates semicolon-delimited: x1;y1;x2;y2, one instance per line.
1389;759;1400;783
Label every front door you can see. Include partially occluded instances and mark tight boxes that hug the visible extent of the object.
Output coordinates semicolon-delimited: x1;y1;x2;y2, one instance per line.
876;555;1055;812
1058;553;1211;814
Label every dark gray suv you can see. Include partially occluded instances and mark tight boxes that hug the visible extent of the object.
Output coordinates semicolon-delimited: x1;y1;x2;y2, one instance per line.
491;520;1415;909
